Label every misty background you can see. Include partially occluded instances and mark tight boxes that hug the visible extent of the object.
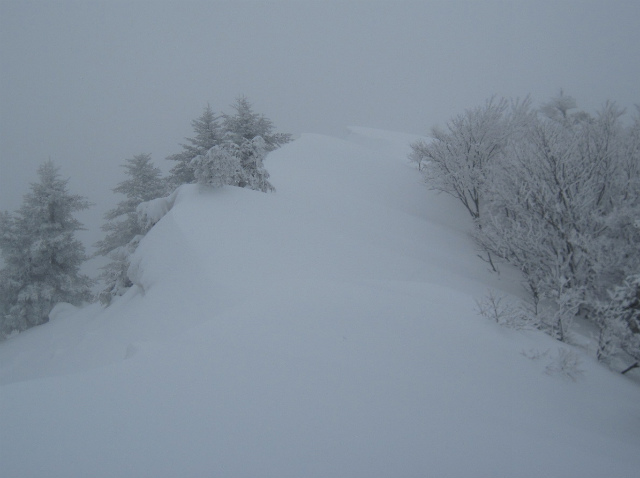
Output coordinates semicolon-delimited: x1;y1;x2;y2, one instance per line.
1;0;639;267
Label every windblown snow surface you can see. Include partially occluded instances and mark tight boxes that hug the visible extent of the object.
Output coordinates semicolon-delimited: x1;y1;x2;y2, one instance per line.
2;128;640;478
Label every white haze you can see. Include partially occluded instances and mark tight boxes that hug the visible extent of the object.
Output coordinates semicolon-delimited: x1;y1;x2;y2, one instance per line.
1;0;639;266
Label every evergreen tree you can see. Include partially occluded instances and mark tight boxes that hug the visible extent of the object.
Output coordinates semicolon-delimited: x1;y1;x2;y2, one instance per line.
169;97;290;190
222;96;292;150
95;153;166;256
167;104;222;187
0;161;92;334
190;136;276;192
191;143;242;188
95;153;166;305
236;136;275;192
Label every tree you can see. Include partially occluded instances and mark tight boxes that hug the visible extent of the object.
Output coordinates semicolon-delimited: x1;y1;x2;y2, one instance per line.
476;98;640;344
191;143;242;188
168;96;290;190
191;136;276;193
222;96;292;150
167;104;223;187
236;136;275;192
409;97;510;220
95;153;166;257
540;89;578;124
594;273;640;364
0;161;92;334
95;153;167;305
418;92;640;364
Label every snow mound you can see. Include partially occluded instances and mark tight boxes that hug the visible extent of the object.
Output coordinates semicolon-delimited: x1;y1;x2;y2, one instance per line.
1;128;639;478
47;302;79;322
136;186;180;231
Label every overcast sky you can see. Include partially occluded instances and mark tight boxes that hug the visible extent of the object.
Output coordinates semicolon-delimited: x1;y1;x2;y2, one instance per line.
1;0;639;256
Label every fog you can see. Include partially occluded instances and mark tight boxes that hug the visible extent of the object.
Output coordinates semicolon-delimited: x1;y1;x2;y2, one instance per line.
1;0;639;266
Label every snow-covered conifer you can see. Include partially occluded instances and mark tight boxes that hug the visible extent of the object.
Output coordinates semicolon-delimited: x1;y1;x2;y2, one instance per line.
222;96;291;151
167;104;223;187
168;97;289;190
95;153;166;305
0;161;92;334
95;153;166;257
191;143;242;188
237;136;275;192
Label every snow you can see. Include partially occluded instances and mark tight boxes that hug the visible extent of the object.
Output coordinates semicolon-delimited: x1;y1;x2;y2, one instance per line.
135;186;180;232
1;127;640;477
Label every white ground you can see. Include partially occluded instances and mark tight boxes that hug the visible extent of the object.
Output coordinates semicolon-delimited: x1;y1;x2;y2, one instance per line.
1;127;639;478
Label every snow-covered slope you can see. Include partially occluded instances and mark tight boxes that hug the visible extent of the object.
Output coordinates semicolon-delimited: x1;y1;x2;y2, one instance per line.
1;127;639;478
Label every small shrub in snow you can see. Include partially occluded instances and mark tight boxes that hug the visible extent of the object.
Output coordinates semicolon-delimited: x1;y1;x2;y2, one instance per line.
545;348;584;382
521;348;550;361
475;290;534;330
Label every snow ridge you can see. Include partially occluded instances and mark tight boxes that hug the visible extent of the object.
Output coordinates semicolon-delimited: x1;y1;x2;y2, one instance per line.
1;128;639;478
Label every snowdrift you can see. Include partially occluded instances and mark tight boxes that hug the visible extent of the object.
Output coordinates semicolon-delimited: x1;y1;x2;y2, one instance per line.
1;127;639;478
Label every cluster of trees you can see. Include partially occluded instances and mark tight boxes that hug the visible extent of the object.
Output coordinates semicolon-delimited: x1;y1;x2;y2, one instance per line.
0;97;289;334
411;92;640;367
95;96;290;305
167;96;291;189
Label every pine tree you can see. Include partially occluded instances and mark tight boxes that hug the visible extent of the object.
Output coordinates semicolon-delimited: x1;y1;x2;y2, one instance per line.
95;153;166;305
95;153;166;256
190;137;276;192
222;96;292;150
167;104;223;187
236;136;275;192
0;161;92;334
169;97;290;190
191;143;242;188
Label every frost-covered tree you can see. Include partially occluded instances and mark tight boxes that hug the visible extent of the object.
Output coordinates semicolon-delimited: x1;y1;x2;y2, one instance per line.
477;97;640;344
236;136;275;192
167;97;290;189
95;236;141;306
222;96;292;150
539;89;591;126
167;104;223;187
95;153;167;305
95;153;166;256
191;143;242;188
0;161;92;334
191;136;276;193
409;97;511;219
594;273;640;364
419;92;640;364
